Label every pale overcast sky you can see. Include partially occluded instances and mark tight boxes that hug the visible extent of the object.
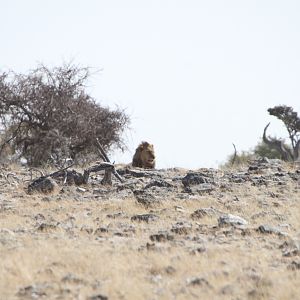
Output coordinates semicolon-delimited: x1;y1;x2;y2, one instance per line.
1;1;300;168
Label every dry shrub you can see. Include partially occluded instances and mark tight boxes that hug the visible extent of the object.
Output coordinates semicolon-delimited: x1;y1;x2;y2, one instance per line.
0;63;129;166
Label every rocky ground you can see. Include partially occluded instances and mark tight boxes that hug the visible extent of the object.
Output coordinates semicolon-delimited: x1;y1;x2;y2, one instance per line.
0;158;299;299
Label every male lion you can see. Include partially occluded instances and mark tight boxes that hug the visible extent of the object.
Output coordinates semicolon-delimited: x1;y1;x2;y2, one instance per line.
132;141;156;169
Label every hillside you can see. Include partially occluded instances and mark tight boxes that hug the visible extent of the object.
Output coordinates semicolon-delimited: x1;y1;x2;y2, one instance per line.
0;158;299;299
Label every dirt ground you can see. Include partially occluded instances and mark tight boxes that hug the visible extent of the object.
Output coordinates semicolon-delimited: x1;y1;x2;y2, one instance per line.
0;160;299;300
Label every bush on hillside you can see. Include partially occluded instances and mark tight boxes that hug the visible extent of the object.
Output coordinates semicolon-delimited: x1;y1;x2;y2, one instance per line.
0;63;129;166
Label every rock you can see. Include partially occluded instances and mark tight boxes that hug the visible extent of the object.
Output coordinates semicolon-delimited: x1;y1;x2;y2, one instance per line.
248;158;283;174
191;207;218;219
287;261;300;270
80;225;93;234
76;187;86;193
34;213;46;221
281;239;300;257
16;284;48;298
133;190;160;207
94;227;109;236
257;225;287;236
149;231;174;242
182;172;214;187
229;173;250;183
36;223;58;232
131;214;159;223
171;222;192;235
61;273;85;284
118;168;162;178
184;183;215;195
106;212;125;219
87;294;108;300
219;284;234;295
28;177;58;194
144;179;173;189
165;266;176;274
218;214;248;227
186;277;212;288
190;246;206;255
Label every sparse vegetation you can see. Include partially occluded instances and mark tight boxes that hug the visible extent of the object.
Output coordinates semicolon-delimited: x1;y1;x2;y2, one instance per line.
253;140;282;159
0;63;130;166
264;105;300;161
222;150;255;168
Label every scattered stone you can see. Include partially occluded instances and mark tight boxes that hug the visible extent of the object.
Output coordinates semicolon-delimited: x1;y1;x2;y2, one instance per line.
165;266;176;275
248;158;282;174
131;214;159;223
106;212;124;219
174;205;185;212
187;277;212;288
87;294;108;300
80;225;94;234
94;227;109;236
185;183;215;194
150;231;174;242
76;187;86;193
182;172;211;187
28;177;58;194
257;225;287;236
41;196;52;202
61;273;85;284
0;199;15;211
171;222;192;235
281;239;300;257
118;168;161;178
191;207;217;219
133;190;160;207
16;284;48;298
287;261;300;270
218;214;248;227
190;246;206;255
34;213;46;221
219;284;234;295
37;223;58;232
229;173;250;183
144;179;173;189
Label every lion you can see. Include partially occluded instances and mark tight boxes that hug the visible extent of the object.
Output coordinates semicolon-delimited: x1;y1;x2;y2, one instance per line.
132;141;156;169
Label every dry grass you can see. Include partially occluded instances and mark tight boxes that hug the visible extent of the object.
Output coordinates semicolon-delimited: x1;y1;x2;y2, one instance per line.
0;164;299;299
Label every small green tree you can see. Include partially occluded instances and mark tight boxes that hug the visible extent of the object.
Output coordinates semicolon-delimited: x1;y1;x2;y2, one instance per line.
263;105;300;161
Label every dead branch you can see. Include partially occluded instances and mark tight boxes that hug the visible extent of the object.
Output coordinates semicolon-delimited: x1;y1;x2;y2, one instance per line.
263;123;294;161
0;119;24;156
29;168;45;180
94;139;123;184
96;138;111;162
47;163;74;178
5;173;20;185
231;143;237;166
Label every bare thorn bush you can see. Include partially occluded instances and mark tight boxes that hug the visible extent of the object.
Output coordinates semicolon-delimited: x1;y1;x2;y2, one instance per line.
0;63;129;166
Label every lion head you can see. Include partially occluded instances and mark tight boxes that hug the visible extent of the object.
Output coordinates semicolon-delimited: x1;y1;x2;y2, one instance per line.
132;141;156;169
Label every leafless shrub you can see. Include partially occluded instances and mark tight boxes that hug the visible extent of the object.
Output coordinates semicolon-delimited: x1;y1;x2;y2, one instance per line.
0;63;129;166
